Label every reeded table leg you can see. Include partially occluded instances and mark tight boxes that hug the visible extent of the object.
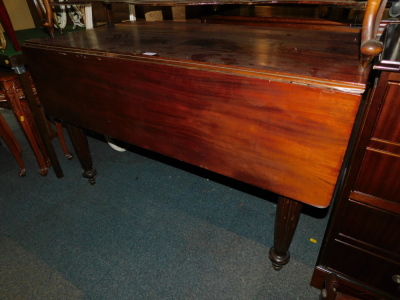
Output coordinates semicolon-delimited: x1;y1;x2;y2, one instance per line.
269;196;303;270
67;123;97;185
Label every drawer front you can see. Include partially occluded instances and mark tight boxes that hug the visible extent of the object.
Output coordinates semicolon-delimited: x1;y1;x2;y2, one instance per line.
354;149;400;204
328;240;400;298
372;82;400;143
341;200;400;254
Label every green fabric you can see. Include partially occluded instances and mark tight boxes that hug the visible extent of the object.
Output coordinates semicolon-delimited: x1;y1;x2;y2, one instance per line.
1;25;85;56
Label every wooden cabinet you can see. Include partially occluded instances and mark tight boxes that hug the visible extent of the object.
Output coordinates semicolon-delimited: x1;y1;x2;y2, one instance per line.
311;67;400;299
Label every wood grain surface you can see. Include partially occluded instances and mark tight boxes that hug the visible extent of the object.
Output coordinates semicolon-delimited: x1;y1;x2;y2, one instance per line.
23;22;366;207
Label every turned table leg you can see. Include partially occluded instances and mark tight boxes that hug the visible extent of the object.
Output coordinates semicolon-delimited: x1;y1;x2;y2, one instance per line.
66;123;97;185
269;196;303;270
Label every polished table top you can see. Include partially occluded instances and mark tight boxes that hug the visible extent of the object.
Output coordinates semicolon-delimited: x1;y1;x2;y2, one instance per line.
24;21;367;93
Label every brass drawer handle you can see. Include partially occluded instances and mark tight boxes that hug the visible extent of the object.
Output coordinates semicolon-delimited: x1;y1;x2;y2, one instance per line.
393;275;400;284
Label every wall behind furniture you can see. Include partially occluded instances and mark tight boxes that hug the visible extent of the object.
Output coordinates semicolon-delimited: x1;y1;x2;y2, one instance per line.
3;0;35;30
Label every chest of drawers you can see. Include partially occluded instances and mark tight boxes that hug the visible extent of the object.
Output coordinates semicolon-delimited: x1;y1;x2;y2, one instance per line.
311;66;400;299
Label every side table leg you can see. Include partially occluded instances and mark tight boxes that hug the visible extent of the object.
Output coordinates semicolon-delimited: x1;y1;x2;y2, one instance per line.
0;112;26;176
2;78;49;175
269;196;303;270
66;123;97;185
16;71;64;178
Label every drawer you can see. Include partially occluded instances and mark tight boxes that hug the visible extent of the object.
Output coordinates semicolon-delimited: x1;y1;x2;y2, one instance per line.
372;82;400;144
328;240;400;298
341;200;400;254
354;149;400;204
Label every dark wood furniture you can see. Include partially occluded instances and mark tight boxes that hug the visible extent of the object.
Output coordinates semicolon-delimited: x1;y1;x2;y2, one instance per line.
0;67;73;175
0;4;64;178
0;110;26;176
0;68;49;174
200;15;361;30
311;23;400;300
23;17;374;270
39;0;388;68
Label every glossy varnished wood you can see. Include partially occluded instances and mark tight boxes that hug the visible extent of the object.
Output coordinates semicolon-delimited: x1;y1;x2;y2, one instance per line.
23;21;371;270
17;72;64;178
201;16;362;32
0;69;49;175
0;112;26;176
40;0;388;69
269;196;303;270
353;72;400;206
23;22;365;207
24;22;366;89
311;70;400;299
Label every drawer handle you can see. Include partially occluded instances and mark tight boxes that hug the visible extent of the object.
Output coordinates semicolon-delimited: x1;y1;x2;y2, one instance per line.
393;275;400;284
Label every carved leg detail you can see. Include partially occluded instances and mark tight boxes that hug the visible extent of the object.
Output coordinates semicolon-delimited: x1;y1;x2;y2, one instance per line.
269;196;303;270
2;80;49;175
17;72;63;178
20;99;52;168
0;113;26;176
66;123;97;184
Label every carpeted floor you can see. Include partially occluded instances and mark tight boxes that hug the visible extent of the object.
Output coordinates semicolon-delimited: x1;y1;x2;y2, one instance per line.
0;108;330;299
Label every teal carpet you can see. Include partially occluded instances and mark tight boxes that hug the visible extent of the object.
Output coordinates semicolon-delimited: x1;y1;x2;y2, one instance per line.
0;108;329;299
